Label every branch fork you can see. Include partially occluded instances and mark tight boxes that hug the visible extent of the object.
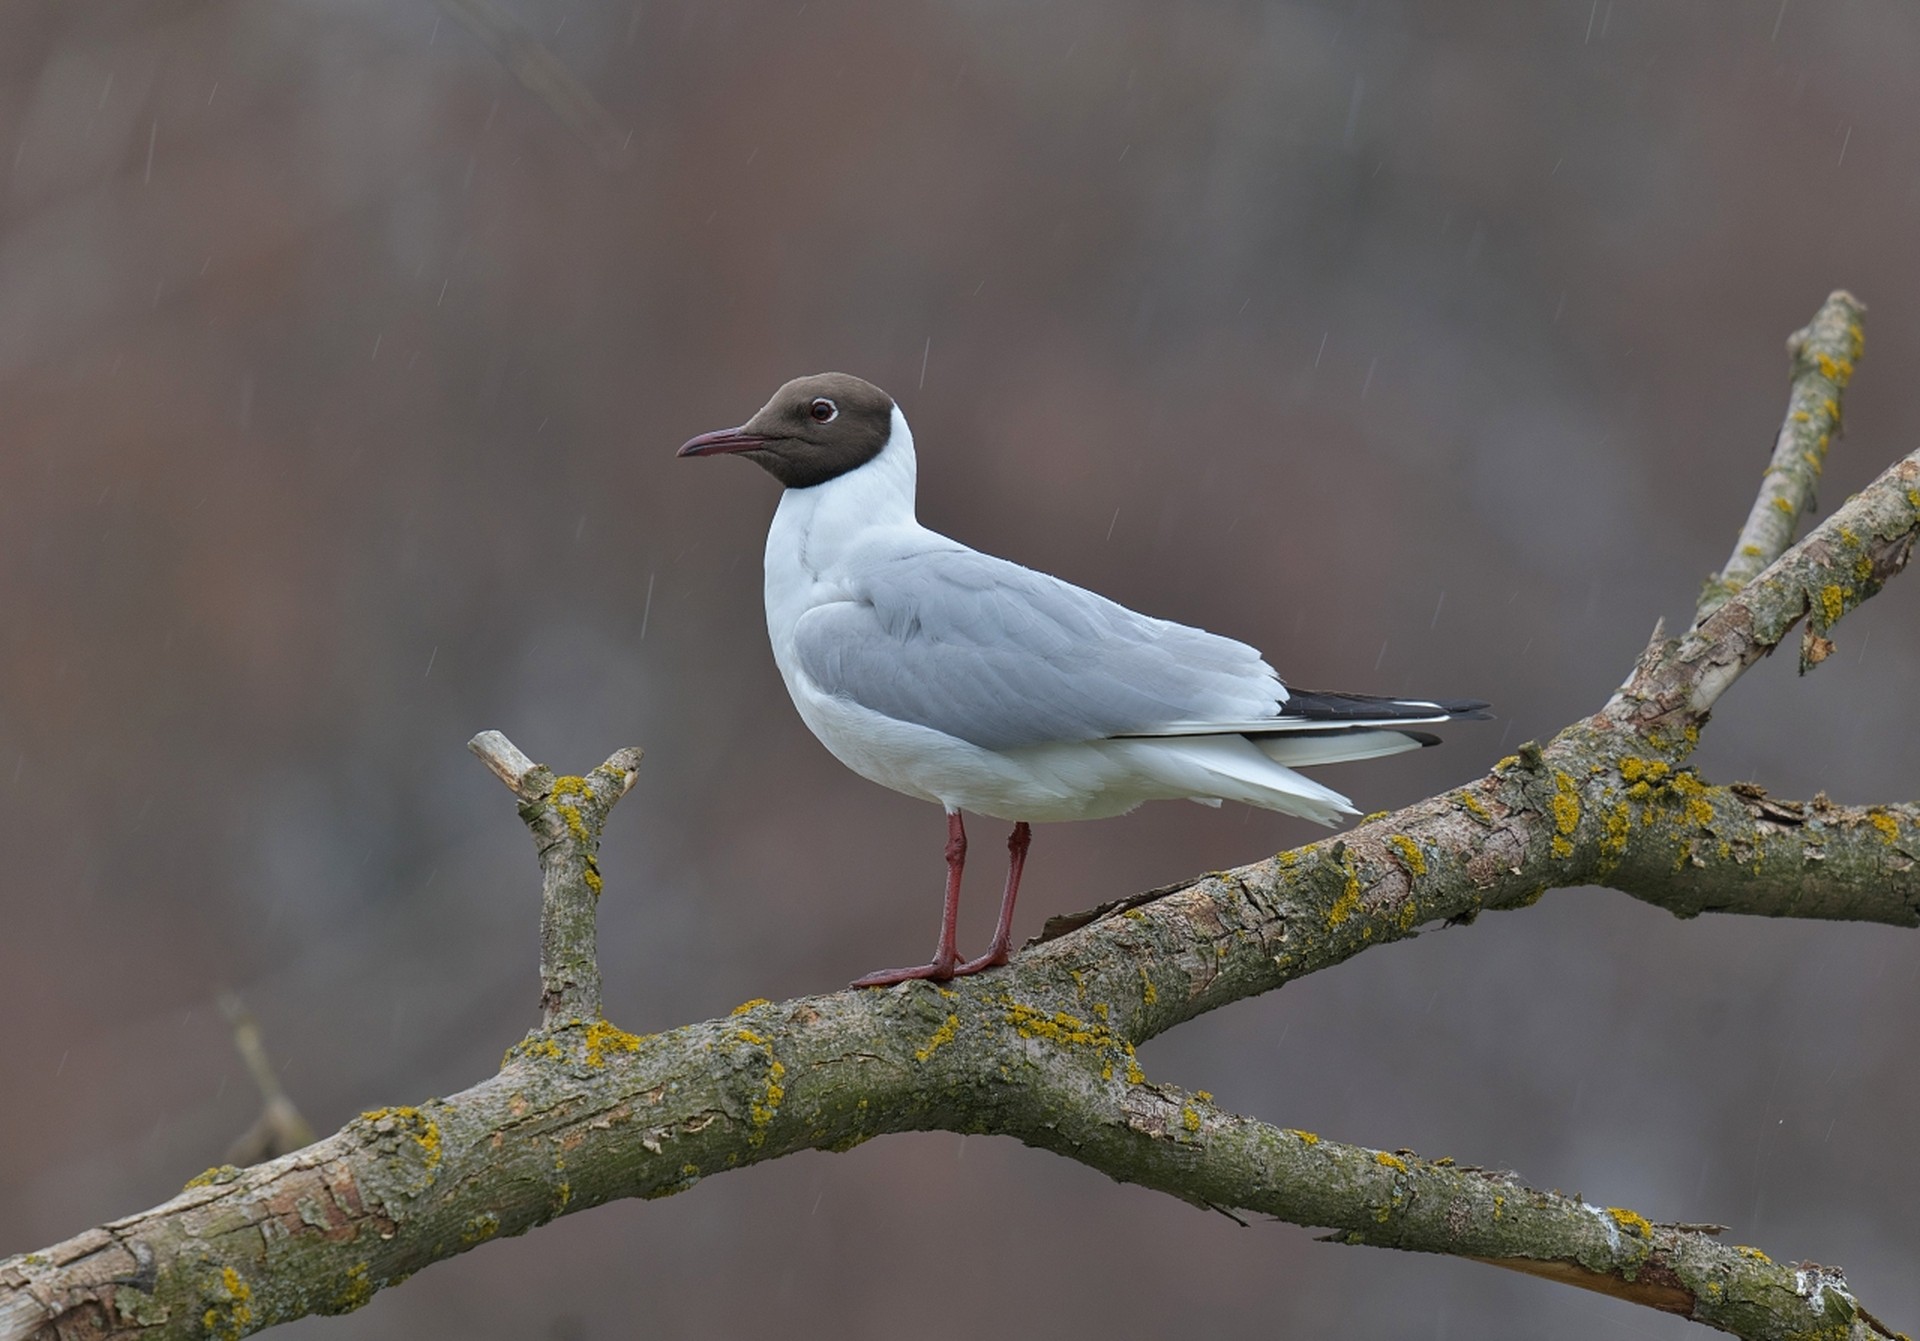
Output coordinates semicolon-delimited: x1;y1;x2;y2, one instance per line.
468;730;643;1029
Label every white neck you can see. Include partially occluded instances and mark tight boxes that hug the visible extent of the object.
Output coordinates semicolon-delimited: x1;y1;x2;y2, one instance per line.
767;405;920;573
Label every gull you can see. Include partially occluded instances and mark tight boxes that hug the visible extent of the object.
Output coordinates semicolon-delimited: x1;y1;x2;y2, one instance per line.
680;373;1487;986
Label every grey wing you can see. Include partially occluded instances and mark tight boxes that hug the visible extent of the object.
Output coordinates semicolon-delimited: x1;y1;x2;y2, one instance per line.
790;547;1285;751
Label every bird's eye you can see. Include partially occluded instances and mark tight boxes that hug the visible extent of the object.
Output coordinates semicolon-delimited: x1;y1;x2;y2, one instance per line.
809;398;838;423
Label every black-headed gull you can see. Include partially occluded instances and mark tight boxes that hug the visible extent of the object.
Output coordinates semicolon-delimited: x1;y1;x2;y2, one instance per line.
680;373;1487;986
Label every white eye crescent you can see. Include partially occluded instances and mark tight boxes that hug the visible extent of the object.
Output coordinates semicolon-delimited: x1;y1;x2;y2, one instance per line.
809;397;838;423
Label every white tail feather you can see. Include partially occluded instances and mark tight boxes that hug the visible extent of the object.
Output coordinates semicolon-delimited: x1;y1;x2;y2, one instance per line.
1252;731;1429;768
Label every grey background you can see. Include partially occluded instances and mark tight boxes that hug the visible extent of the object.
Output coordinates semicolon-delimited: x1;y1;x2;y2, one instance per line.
2;2;1916;1337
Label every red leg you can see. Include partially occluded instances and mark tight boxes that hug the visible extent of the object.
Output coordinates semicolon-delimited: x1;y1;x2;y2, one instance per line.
954;822;1031;977
851;812;968;988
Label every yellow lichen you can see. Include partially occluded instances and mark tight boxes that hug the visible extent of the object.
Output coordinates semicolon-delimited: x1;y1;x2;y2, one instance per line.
730;999;771;1016
1139;970;1158;1006
1816;352;1854;383
360;1106;442;1170
1665;771;1717;827
752;1061;787;1128
1386;834;1427;878
1374;1151;1407;1172
1286;1129;1320;1145
461;1213;500;1246
1004;1002;1114;1049
1325;853;1363;927
914;1014;960;1062
503;1035;565;1067
1456;791;1492;823
1607;1206;1652;1238
334;1263;374;1314
202;1266;254;1341
1182;1107;1202;1133
1618;757;1669;785
1598;801;1632;866
1194;1090;1213;1102
1737;1245;1772;1264
1868;810;1901;844
1819;584;1846;626
584;1020;644;1068
1550;771;1581;858
1493;754;1521;773
184;1165;240;1190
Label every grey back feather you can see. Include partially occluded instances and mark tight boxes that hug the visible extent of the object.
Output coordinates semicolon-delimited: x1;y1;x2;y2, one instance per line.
790;547;1285;750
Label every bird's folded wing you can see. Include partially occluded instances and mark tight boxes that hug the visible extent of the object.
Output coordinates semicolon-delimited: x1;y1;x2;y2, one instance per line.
789;547;1286;751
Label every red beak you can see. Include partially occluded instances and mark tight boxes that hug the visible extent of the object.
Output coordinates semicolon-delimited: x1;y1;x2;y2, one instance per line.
677;427;773;458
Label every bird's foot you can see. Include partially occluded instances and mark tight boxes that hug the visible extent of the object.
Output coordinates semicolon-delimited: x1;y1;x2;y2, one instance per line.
952;944;1011;978
851;947;1011;988
849;961;957;989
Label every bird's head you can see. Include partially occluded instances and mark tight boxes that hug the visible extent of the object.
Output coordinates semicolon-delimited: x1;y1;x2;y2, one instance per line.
678;373;897;489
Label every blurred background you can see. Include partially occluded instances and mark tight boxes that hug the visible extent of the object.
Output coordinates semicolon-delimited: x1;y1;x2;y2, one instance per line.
3;2;1917;1337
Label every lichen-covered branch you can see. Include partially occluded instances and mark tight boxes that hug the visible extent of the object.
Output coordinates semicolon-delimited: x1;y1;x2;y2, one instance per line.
3;297;1914;1341
1017;1071;1890;1341
1697;290;1866;625
467;731;643;1028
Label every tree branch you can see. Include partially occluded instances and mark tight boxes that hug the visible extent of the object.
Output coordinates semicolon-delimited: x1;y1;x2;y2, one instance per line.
4;296;1915;1341
466;731;643;1029
1697;290;1866;625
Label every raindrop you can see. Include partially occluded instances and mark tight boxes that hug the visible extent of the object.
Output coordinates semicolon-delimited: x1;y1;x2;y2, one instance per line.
1315;331;1329;367
423;646;438;678
919;336;931;390
1374;638;1389;671
1106;508;1120;541
1430;591;1446;628
640;571;657;639
143;120;156;185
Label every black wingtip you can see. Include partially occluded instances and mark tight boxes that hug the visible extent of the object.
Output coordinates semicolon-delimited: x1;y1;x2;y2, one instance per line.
1283;690;1494;723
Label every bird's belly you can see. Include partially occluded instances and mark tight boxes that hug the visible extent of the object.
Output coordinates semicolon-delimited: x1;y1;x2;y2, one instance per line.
780;677;1160;822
